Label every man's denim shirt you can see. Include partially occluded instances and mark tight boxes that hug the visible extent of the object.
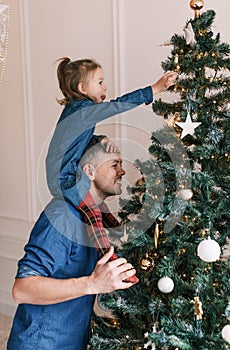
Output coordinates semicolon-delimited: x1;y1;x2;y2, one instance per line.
7;199;98;350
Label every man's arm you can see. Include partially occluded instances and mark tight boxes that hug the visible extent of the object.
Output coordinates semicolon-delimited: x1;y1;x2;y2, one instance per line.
12;247;137;305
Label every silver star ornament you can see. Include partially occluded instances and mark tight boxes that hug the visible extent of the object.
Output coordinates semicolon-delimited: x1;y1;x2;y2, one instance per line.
176;112;201;139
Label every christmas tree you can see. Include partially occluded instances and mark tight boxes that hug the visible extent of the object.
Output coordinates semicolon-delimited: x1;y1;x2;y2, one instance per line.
90;2;230;349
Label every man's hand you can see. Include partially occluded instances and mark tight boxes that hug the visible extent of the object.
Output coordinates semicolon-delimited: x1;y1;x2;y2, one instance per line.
88;247;138;294
152;71;178;95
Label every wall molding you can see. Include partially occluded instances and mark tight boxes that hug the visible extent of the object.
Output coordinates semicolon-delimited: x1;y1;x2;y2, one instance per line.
19;0;37;222
0;299;16;316
112;0;128;148
0;236;26;260
112;0;126;97
0;216;32;243
0;255;19;313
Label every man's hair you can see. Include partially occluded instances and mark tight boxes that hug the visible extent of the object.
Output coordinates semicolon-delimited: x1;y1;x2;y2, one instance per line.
79;135;107;167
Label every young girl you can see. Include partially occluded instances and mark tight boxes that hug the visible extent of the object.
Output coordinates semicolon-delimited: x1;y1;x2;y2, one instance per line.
46;57;177;207
45;57;177;282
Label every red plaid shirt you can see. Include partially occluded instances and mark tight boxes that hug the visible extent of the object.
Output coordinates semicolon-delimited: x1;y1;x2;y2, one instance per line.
78;191;138;283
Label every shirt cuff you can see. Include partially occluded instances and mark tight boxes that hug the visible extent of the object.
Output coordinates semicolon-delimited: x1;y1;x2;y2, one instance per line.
142;86;153;105
16;265;43;279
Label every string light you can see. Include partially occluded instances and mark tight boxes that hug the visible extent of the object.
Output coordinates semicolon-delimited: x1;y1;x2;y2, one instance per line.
0;4;10;83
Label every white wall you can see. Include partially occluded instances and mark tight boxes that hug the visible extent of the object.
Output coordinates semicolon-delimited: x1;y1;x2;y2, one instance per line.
0;0;229;315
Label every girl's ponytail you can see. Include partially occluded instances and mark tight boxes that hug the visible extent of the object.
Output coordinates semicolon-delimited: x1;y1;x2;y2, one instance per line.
55;57;101;106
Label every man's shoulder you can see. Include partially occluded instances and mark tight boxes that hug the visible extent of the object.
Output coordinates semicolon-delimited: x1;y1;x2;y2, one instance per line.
37;198;89;245
44;198;81;218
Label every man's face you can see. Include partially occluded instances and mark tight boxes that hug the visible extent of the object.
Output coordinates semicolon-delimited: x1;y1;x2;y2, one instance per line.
93;153;126;200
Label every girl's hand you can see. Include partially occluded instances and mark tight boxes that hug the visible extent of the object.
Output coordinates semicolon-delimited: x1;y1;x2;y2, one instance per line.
101;137;119;153
152;72;178;95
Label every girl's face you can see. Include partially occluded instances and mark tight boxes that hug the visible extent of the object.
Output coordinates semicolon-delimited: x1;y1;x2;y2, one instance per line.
80;67;107;103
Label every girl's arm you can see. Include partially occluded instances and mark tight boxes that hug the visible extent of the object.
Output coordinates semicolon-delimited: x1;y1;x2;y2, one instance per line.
45;72;177;205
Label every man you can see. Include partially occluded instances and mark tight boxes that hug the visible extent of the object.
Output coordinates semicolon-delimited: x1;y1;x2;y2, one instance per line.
7;140;137;350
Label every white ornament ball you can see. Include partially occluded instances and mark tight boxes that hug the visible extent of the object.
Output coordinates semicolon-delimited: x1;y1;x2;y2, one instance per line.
177;188;193;200
157;276;174;293
222;325;230;343
197;236;221;262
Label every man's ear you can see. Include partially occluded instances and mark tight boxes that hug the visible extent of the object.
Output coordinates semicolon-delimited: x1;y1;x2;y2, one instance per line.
82;163;95;180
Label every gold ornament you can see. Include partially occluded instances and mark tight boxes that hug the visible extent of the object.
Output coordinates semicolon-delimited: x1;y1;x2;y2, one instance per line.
154;224;159;249
165;114;177;128
135;176;146;187
184;215;189;222
133;176;146;204
213;282;220;288
196;53;203;60
174;64;181;73
191;296;203;320
174;54;179;64
140;254;155;272
173;83;178;92
190;0;204;18
211;52;218;58
199;29;206;37
201;228;210;238
178;248;186;256
104;317;120;328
